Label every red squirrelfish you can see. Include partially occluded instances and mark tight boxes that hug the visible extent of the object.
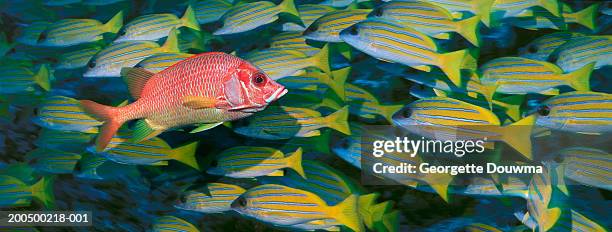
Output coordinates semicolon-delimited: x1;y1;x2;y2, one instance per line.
81;52;287;152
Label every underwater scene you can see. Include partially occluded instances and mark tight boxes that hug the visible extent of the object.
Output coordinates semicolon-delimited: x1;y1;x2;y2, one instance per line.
0;0;611;231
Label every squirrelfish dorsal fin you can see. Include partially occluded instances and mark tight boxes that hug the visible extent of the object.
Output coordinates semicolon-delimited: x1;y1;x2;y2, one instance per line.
121;68;155;99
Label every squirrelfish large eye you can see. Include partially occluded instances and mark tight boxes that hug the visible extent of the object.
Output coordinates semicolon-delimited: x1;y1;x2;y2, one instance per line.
537;105;550;116
252;73;266;86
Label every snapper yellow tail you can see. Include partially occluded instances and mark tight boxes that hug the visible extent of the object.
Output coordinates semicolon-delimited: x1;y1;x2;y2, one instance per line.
437;49;467;87
500;115;536;160
455;16;481;47
331;194;364;232
285;147;306;179
325;106;351;135
171;142;200;170
565;62;594;92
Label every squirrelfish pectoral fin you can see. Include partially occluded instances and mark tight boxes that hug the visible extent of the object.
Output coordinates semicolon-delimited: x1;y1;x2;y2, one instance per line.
132;119;164;142
182;96;219;109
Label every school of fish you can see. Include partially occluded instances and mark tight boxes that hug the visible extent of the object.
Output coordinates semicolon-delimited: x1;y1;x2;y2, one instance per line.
0;0;610;231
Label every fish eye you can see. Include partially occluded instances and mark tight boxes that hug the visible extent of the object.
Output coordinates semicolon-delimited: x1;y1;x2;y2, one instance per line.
210;160;218;167
349;26;359;35
537;105;550;116
38;32;47;41
402;108;412;118
553;155;563;163
238;196;247;207
547;54;558;63
373;8;383;17
340;139;350;149
252;73;266;86
118;28;126;36
87;60;96;68
9;48;16;53
528;45;538;53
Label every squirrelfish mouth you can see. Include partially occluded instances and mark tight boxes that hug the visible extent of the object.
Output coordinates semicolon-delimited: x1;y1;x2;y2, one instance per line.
265;87;288;103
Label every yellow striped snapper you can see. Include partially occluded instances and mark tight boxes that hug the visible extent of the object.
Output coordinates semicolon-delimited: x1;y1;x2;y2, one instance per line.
25;148;82;174
33;96;102;133
276;67;349;100
92;130;200;169
233;105;351;140
282;4;335;32
269;31;320;56
258;160;360;205
479;57;593;94
244;44;330;80
231;184;363;232
368;1;481;46
16;21;51;46
151;216;199;232
491;0;560;19
74;153;107;180
176;182;246;213
37;11;123;47
213;0;300;35
115;6;200;42
134;53;191;73
303;9;372;43
340;19;467;87
549;147;611;191
396;0;495;27
56;44;103;70
0;64;51;94
519;32;584;61
534;91;612;134
83;28;180;77
392;97;536;159
0;175;54;208
207;146;305;178
522;170;561;232
548;36;612;72
192;0;233;24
